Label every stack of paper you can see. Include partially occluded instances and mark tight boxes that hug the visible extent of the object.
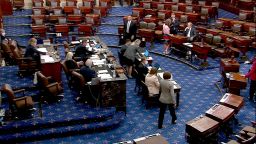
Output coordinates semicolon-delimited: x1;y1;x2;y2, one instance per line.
71;41;80;45
90;55;100;60
41;55;54;63
183;43;193;47
37;48;48;53
92;59;105;65
98;74;112;79
98;70;108;74
157;72;164;79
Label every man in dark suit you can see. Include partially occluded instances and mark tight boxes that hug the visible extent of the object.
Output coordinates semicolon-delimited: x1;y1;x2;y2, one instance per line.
24;38;45;63
136;57;149;81
183;22;197;42
80;59;96;82
124;15;137;41
170;13;179;34
74;40;95;58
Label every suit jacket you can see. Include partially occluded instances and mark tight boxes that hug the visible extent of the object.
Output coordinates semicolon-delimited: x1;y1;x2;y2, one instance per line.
80;66;96;82
24;44;41;61
74;44;94;58
183;26;197;41
145;74;160;96
137;62;148;81
159;79;176;104
170;19;179;34
124;20;137;35
123;45;139;62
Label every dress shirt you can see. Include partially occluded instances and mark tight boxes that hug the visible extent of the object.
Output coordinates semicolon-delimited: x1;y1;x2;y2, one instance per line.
126;21;131;33
163;24;170;35
187;28;191;37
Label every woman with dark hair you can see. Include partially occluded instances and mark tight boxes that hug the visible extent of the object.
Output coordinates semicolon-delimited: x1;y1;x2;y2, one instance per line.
158;71;177;129
145;67;160;97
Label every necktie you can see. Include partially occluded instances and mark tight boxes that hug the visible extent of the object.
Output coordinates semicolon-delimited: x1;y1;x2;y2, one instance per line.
126;21;131;33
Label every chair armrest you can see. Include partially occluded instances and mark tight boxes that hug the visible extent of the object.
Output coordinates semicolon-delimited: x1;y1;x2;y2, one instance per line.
13;96;28;102
46;82;59;88
235;135;247;141
13;89;25;96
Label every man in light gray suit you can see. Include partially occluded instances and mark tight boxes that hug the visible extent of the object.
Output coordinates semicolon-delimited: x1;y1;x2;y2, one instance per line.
158;71;177;129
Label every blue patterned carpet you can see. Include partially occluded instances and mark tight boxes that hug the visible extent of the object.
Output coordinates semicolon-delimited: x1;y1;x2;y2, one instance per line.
1;7;255;144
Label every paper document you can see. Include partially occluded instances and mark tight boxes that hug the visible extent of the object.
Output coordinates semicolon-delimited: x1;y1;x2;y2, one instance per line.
37;48;48;53
98;70;108;74
41;55;54;63
98;74;112;79
158;72;164;79
171;81;177;85
71;41;80;44
92;60;105;65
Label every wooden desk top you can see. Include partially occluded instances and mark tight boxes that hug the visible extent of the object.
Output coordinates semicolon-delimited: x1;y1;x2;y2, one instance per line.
220;58;240;67
205;104;235;123
186;115;219;136
39;45;60;64
229;72;246;83
192;42;211;48
219;93;244;112
134;134;168;144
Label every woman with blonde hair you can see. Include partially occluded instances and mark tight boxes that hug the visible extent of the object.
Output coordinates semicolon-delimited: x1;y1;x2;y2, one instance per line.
24;38;42;62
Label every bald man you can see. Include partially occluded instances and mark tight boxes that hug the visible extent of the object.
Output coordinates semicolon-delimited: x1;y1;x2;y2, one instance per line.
123;16;137;41
183;22;197;42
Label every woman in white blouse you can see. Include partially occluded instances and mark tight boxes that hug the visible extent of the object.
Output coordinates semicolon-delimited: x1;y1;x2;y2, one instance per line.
145;67;160;97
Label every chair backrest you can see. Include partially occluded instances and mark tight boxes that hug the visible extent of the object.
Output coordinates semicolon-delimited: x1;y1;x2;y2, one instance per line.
199;1;206;6
185;0;192;5
34;2;42;7
67;1;75;6
35;18;43;25
248;27;256;36
159;0;165;2
186;6;193;13
93;8;101;15
201;8;208;15
180;15;188;23
58;17;67;24
232;24;241;33
61;60;70;76
54;9;62;15
73;8;81;15
239;13;247;21
157;4;164;10
71;71;85;89
51;1;58;7
215;21;223;29
143;3;151;9
172;5;178;11
37;71;50;87
212;2;219;8
147;22;156;29
212;36;222;45
205;33;213;44
132;10;140;17
33;9;42;15
100;1;107;7
2;84;16;103
140;21;148;29
86;17;94;24
84;1;91;7
158;12;165;20
172;0;179;3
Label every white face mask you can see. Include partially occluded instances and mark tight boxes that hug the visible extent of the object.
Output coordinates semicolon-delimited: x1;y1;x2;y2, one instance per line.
2;33;6;36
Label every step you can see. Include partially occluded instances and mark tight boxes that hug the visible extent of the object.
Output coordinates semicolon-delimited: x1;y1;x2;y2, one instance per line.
98;25;119;34
102;17;124;25
0;112;125;143
0;107;116;134
3;17;31;25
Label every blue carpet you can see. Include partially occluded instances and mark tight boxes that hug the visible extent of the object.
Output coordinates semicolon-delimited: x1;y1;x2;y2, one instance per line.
1;6;255;144
102;17;124;25
98;25;119;34
3;16;31;25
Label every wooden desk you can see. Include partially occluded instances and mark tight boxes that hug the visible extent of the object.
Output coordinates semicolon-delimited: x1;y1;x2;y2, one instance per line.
218;18;233;28
220;58;240;74
39;45;61;82
186;115;219;142
219;93;244;113
192;42;211;61
219;31;237;41
205;104;235;123
228;72;247;95
243;22;256;32
134;134;168;144
207;29;223;36
169;35;187;45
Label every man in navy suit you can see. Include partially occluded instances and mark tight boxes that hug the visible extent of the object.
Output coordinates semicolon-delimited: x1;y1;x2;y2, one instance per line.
183;22;197;42
124;16;137;41
170;13;179;34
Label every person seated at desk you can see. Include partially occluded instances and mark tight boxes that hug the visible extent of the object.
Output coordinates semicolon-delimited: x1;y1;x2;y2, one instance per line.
158;71;177;129
245;56;256;102
123;39;141;78
183;22;197;42
136;57;149;82
80;58;97;82
145;67;160;98
24;38;45;63
65;52;79;70
170;13;179;35
74;40;95;58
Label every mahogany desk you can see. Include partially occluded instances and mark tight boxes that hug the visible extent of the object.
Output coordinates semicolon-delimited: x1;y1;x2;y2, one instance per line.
186;115;219;143
220;58;240;74
228;72;247;95
134;134;168;144
207;29;223;36
169;34;187;45
219;93;244;113
39;45;62;82
192;42;211;64
205;104;235;124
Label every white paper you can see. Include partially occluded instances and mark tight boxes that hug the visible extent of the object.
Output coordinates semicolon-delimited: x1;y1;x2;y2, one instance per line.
41;55;54;63
92;59;105;65
71;41;80;44
157;72;164;79
98;70;108;74
134;137;146;142
98;74;112;79
147;57;153;60
37;48;48;53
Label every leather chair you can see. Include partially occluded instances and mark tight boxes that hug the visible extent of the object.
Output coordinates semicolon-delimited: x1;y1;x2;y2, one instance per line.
61;59;79;87
198;1;206;6
2;84;34;118
11;43;39;77
157;4;165;10
13;0;25;9
185;0;192;5
179;15;188;31
215;21;224;30
70;71;86;100
139;21;148;29
185;6;193;13
232;24;242;35
46;0;60;7
36;71;64;102
204;33;213;45
1;41;15;65
200;7;209;24
80;1;93;15
171;5;179;11
33;0;44;7
238;13;248;21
